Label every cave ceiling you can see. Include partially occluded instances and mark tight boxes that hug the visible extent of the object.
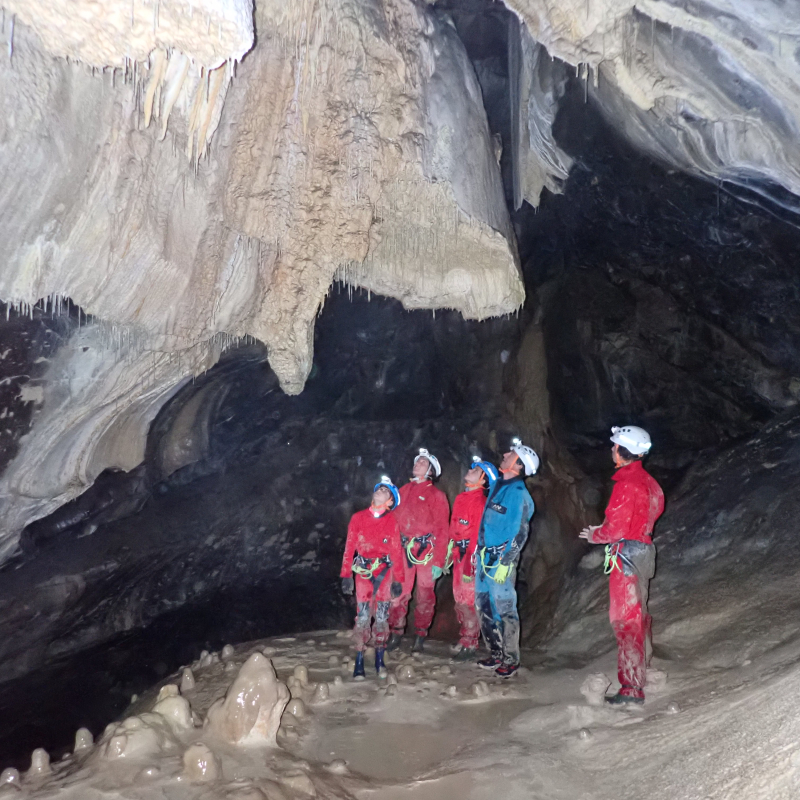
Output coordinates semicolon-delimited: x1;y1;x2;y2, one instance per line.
0;0;798;557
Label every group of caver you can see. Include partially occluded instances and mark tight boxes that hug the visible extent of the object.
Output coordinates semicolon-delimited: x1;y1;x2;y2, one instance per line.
341;425;664;704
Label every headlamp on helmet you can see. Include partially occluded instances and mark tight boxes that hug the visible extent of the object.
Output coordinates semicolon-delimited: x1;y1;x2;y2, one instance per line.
373;475;401;509
414;448;442;478
610;426;652;456
471;455;499;488
510;437;540;476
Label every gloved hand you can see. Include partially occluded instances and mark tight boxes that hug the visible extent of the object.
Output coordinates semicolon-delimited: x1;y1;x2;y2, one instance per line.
390;581;403;599
493;563;511;584
431;566;443;580
341;577;354;596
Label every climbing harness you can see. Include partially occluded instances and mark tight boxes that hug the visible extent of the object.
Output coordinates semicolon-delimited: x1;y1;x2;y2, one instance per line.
603;542;637;575
352;554;390;578
405;533;434;566
479;546;511;584
444;539;455;572
445;538;470;571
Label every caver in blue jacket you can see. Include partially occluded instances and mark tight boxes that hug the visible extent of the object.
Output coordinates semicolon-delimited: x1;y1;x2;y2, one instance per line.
475;474;534;667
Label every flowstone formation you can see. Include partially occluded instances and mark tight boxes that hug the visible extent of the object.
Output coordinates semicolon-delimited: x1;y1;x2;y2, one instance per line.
504;0;800;211
0;1;523;556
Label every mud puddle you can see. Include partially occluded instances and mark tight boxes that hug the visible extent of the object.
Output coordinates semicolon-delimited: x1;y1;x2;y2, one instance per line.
300;698;534;780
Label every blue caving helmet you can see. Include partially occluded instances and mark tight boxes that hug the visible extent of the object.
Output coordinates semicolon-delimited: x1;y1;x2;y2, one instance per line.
373;475;401;509
471;456;499;489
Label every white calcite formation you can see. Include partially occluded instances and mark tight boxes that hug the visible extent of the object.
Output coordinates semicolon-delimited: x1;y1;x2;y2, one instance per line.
205;652;290;745
505;0;800;210
2;0;796;558
0;0;522;558
1;0;252;68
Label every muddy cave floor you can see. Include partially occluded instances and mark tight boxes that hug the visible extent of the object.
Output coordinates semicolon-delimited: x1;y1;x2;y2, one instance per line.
6;600;800;800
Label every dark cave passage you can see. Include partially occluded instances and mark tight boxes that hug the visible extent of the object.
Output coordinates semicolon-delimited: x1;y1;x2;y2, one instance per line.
1;3;799;779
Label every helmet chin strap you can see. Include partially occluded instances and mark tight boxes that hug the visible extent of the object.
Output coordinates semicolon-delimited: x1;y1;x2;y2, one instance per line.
371;499;392;516
465;480;483;490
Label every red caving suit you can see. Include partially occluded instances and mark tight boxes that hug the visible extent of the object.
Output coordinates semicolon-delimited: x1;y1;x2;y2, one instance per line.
447;488;486;650
389;479;450;637
341;508;406;651
589;460;665;699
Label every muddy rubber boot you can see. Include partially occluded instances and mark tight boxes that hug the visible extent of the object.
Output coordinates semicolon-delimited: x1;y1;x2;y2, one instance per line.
411;635;426;653
452;647;476;663
386;633;403;652
353;651;366;680
375;648;386;674
605;691;644;706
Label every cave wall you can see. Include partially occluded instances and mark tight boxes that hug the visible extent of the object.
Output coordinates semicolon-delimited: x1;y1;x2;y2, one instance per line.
514;85;800;485
0;290;528;684
0;1;525;558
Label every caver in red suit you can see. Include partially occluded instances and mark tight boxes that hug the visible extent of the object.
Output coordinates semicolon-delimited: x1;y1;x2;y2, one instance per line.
388;461;450;643
586;456;664;702
341;505;406;652
447;487;487;651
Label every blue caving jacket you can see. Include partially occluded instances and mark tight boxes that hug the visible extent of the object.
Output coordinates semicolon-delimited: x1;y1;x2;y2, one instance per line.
477;475;534;562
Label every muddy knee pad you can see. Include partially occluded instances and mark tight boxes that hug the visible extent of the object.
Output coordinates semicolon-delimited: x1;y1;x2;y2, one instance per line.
375;601;391;625
355;601;371;629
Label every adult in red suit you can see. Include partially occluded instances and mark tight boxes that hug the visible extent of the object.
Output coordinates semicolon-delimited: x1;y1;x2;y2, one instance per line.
580;426;665;705
446;458;498;661
341;476;405;679
387;448;451;653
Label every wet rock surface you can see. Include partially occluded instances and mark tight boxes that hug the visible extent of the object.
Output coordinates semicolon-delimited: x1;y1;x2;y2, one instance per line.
2;15;800;781
545;408;800;667
515;86;800;478
0;290;525;766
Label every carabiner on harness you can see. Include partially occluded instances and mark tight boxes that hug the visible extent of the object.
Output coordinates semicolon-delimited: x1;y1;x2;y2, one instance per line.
444;539;455;572
603;542;637;575
352;558;381;577
603;543;621;575
352;554;390;578
406;536;434;566
479;547;509;584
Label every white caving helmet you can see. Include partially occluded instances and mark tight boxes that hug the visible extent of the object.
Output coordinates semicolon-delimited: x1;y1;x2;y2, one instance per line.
414;448;441;478
510;437;539;476
610;425;652;455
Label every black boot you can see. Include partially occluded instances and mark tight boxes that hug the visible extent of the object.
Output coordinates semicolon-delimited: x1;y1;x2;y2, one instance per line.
353;651;366;680
452;647;476;663
605;691;644;706
386;633;403;652
375;648;386;674
411;634;426;653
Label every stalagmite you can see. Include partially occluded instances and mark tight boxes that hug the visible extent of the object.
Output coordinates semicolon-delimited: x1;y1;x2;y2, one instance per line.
183;742;221;782
205;653;289;745
27;749;51;777
0;769;20;787
221;644;235;660
180;667;196;692
580;673;611;706
286;698;307;719
74;728;93;752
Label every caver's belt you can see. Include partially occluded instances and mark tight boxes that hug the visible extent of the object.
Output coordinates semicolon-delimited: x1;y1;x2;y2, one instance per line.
478;545;513;583
352;553;391;578
444;538;470;571
401;533;434;566
603;539;655;579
